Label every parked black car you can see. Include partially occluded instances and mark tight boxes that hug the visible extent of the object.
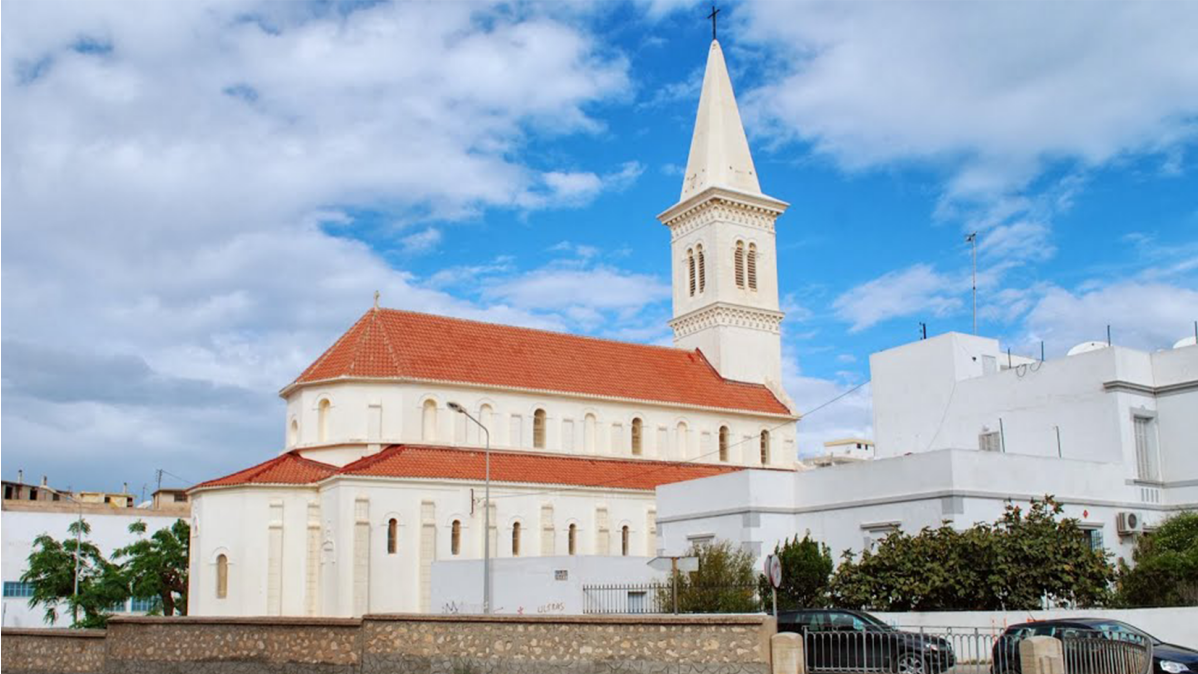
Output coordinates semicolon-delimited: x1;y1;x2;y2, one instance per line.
991;618;1198;674
778;608;956;674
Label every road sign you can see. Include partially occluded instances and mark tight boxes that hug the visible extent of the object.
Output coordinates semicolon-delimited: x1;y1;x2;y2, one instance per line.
765;554;782;589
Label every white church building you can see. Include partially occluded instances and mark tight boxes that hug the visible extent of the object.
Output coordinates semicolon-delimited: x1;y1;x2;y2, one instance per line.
187;38;800;617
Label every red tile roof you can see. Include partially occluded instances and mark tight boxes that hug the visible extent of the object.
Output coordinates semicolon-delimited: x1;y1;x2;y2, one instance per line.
193;452;337;489
194;445;754;492
287;308;791;416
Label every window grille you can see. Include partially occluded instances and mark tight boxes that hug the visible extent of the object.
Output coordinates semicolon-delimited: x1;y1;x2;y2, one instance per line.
979;431;1002;452
687;249;696;297
735;242;745;288
747;244;757;290
697;245;706;292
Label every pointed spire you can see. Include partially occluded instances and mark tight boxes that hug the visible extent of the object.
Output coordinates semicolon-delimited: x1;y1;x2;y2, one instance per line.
680;39;761;200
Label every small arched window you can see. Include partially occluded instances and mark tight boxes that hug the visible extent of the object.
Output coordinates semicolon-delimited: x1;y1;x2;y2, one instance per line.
479;404;494;443
719;426;730;462
216;554;228;599
289;419;299;447
760;430;770;465
734;241;745;289
621;525;630;556
696;244;706;293
584;414;597;453
568;523;578;555
687;249;696;297
533;409;547;449
512;522;522;557
451;519;462;556
387;518;398;555
318;399;331;443
422;399;437;441
631;418;643;456
675;422;689;459
747;243;758;290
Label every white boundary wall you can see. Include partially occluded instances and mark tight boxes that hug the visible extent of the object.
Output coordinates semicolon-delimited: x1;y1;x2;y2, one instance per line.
873;607;1198;648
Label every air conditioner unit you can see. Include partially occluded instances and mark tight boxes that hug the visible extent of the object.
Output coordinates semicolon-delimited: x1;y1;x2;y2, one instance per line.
1116;512;1141;535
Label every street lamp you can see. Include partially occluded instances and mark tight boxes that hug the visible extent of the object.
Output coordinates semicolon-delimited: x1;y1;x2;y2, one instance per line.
447;401;491;614
57;490;84;627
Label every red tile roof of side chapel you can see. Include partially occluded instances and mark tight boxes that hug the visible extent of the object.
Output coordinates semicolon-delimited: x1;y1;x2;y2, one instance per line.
287;308;791;416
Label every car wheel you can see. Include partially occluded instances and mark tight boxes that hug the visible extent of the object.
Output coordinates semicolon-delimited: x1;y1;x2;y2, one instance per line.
893;652;927;674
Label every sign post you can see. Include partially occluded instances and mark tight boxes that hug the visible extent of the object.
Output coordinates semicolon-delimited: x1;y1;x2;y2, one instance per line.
764;554;782;618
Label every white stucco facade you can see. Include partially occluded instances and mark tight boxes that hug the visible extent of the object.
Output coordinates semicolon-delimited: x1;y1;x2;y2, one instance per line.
658;337;1198;568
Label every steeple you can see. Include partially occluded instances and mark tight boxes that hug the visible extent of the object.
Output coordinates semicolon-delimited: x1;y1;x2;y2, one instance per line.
658;38;791;404
681;39;761;200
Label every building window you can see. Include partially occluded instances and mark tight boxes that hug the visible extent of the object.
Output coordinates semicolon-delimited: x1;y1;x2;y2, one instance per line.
318;399;331;443
1134;416;1159;482
422;399;437;441
130;596;161;612
568;523;578;555
760;430;770;465
584;413;597;453
533;409;547;449
747;243;758;290
3;581;35;598
675;421;689;460
621;525;630;556
688;248;697;296
631;418;643;456
451;520;462;556
216;554;229;599
512;522;521;557
979;431;1001;452
734;241;745;289
289;419;299;446
387;518;398;555
697;244;706;293
718;426;730;462
1082;528;1104;552
478;404;494;439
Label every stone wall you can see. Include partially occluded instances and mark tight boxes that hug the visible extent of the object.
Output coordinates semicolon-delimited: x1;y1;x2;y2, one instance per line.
1;628;106;674
1;613;775;674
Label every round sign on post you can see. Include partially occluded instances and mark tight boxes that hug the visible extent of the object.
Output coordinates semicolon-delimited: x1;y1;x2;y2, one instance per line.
765;554;782;589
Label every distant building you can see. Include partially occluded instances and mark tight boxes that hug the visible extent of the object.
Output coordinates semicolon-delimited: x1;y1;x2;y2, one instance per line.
803;438;875;467
658;333;1198;566
2;482;190;627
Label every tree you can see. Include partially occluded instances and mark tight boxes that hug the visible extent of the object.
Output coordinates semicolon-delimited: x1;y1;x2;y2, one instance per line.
1116;511;1198;607
760;533;833;610
830;497;1114;611
21;519;129;628
113;519;191;616
662;540;761;613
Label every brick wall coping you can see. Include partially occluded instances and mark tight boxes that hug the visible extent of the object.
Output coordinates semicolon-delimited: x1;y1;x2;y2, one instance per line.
0;628;107;638
107;615;361;627
363;612;774;626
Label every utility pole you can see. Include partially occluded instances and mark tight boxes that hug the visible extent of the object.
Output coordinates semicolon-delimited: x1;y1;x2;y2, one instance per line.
965;232;978;335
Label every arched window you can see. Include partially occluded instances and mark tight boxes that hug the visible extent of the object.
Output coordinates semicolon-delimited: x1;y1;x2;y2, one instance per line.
734;241;745;289
216;554;228;599
675;422;689;460
387;518;398;555
512;522;521;557
687;249;696;297
631;418;643;456
422;399;437;441
719;426;730;462
747;243;758;290
318;399;331;443
568;523;578;555
584;414;597;453
760;430;770;465
289;419;299;447
479;404;494;444
697;244;706;293
451;519;461;556
533;409;547;449
621;525;630;556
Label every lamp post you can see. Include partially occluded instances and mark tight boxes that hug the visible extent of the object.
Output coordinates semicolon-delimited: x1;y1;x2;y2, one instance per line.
447;402;491;614
58;490;84;627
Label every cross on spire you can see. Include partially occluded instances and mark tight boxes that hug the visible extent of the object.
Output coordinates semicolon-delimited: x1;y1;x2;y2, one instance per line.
707;4;720;41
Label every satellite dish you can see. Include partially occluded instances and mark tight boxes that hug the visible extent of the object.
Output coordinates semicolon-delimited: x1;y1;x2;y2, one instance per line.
1067;341;1109;356
1174;336;1197;349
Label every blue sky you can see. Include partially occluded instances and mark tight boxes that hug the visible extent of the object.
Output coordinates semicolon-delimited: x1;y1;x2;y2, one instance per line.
3;0;1196;494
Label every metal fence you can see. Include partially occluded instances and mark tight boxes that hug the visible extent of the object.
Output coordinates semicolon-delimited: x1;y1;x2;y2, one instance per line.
581;582;762;615
1061;632;1153;674
800;627;992;674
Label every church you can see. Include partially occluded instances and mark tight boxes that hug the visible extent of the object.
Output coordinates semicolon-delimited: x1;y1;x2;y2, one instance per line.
187;38;799;617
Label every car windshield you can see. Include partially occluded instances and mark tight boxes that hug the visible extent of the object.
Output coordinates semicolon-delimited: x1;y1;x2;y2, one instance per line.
856;612;895;631
1092;621;1162;646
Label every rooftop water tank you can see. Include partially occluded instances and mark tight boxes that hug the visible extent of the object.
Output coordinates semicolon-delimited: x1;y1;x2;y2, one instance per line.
1067;341;1110;356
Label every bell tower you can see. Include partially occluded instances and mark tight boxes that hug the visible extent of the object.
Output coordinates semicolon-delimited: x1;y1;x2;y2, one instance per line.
658;39;789;395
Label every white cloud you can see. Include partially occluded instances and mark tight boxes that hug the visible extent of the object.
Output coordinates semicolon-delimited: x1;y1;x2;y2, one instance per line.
832;264;963;332
779;347;873;458
1020;281;1198;355
400;227;443;254
484;266;671;313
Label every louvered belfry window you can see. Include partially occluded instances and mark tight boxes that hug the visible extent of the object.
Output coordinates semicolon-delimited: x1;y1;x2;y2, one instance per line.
687;249;696;296
697;245;706;292
748;244;758;290
735;242;745;288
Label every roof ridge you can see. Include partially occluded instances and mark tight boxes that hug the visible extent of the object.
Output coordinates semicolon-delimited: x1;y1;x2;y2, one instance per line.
374;307;696;357
336;444;406;474
374;309;405;377
344;308;380;377
291;310;373;384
